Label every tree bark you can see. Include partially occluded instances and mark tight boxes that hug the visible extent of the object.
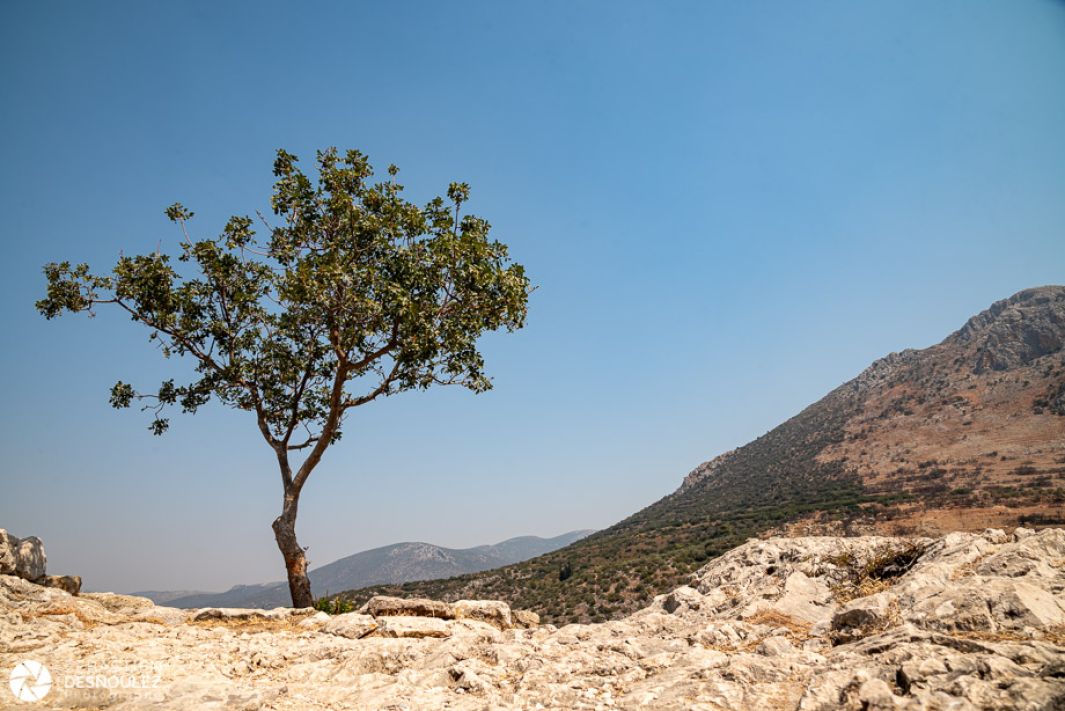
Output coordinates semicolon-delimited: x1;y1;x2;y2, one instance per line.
272;493;313;608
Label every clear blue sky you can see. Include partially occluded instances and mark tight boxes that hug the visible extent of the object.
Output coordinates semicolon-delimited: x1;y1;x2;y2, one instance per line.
1;1;1063;594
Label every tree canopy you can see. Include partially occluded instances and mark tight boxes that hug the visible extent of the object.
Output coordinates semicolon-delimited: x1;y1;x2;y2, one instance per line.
38;147;530;606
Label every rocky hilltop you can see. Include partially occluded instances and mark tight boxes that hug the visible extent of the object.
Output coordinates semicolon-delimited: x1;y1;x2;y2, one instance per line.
2;529;1063;709
350;287;1065;623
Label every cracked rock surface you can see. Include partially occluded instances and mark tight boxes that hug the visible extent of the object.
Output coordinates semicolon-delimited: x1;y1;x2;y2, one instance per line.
2;529;1063;709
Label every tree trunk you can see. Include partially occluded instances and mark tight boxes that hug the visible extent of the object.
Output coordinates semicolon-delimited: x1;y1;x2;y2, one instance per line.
272;493;314;608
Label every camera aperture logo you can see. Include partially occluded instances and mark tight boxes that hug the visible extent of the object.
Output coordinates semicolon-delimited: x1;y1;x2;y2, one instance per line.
9;660;52;702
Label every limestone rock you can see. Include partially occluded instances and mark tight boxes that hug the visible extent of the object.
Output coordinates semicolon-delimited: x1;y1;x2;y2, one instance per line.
15;535;46;581
322;612;377;639
192;606;316;622
0;529;16;575
831;591;897;643
452;599;512;629
374;615;452;638
757;635;795;657
39;574;81;595
512;609;540;628
662;584;703;613
360;594;454;618
1;530;1063;710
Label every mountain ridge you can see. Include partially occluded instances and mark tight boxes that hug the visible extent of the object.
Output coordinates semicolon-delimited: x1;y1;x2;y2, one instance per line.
339;286;1065;623
136;530;594;608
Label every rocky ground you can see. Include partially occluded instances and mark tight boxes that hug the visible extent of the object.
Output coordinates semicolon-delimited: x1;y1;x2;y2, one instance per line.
2;529;1064;710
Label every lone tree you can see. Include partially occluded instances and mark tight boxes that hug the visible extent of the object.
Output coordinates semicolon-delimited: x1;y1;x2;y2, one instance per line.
37;148;530;607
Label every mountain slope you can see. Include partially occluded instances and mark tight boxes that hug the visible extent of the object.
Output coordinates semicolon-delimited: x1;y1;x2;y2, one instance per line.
340;286;1065;624
148;530;593;609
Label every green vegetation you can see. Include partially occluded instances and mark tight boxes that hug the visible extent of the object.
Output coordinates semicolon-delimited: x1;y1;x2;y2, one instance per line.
336;350;1062;623
338;380;891;623
314;596;356;615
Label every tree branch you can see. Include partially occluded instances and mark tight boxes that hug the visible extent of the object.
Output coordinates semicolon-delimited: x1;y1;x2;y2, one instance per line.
289;361;349;494
287;435;320;451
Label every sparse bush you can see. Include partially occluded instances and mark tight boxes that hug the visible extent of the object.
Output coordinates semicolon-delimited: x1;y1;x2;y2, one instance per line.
314;596;355;615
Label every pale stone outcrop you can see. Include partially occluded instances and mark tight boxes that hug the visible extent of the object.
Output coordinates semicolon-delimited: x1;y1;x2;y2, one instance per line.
191;606;317;623
831;591;897;643
359;594;454;618
374;614;452;639
1;529;1063;710
0;529;47;581
452;599;513;629
512;608;540;628
0;529;17;575
0;528;82;594
14;535;46;580
321;612;377;639
39;574;82;595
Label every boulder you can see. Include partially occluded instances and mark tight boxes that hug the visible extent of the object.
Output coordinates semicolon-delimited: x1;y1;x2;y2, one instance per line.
857;678;900;710
15;535;46;580
0;531;48;581
360;595;454;619
322;612;377;639
757;635;795;657
765;571;835;625
296;611;330;629
0;529;16;575
512;609;540;628
831;592;897;643
452;599;513;629
40;574;81;595
662;585;703;614
449;661;492;695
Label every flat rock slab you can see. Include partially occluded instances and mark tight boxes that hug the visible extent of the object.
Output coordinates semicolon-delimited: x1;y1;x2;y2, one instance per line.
452;599;513;629
361;595;454;619
322;612;377;639
192;607;317;622
374;615;452;638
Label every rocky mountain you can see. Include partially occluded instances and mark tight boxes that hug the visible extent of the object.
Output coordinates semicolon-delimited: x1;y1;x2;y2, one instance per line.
139;530;594;609
341;286;1065;624
3;528;1063;709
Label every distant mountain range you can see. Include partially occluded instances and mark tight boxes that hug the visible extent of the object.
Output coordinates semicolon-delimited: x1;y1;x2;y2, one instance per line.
341;286;1065;624
134;530;594;609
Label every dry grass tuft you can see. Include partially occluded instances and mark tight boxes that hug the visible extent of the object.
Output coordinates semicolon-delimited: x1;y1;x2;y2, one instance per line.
21;605;99;629
746;609;812;637
953;625;1065;646
832;577;892;604
829;543;926;603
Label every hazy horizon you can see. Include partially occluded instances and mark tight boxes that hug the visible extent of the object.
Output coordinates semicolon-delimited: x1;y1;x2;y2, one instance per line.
2;1;1064;594
124;528;598;596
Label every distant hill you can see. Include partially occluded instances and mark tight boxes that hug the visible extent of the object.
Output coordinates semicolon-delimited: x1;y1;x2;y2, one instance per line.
127;590;212;605
339;286;1065;624
138;530;594;609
